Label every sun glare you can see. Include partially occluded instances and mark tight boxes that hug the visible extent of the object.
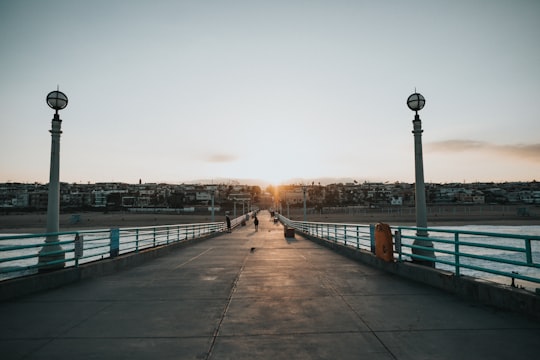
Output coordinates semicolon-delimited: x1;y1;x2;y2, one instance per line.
219;159;292;187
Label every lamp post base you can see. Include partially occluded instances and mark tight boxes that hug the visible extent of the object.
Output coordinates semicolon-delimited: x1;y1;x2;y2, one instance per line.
412;241;436;268
37;243;65;272
412;258;436;268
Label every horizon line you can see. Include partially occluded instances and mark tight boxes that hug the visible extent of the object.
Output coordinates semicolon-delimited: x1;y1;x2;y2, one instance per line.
1;178;538;187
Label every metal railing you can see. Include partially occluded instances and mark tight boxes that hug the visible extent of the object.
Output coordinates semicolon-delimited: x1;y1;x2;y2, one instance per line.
279;214;373;251
230;213;253;229
0;221;225;281
278;214;540;289
395;226;540;287
0;211;258;282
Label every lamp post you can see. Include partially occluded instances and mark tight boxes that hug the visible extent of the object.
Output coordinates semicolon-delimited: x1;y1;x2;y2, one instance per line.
211;191;215;222
302;185;307;222
233;198;237;217
38;90;68;270
407;92;435;267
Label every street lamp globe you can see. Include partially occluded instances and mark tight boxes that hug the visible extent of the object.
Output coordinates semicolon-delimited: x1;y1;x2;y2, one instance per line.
407;92;425;113
46;91;68;112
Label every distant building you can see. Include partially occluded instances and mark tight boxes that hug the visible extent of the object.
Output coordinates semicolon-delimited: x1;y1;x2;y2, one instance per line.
279;188;307;205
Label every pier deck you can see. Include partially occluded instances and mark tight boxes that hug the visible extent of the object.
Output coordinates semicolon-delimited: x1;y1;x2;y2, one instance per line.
1;211;538;359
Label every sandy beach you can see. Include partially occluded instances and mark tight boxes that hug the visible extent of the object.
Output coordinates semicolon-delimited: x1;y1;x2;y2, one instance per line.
287;212;540;227
1;205;539;234
282;204;540;225
0;212;220;234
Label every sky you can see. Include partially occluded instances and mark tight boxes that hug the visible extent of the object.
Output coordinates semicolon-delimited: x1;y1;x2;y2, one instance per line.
1;0;539;186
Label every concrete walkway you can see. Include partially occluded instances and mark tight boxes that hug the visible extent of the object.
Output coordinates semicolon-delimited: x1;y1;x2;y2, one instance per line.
1;211;539;359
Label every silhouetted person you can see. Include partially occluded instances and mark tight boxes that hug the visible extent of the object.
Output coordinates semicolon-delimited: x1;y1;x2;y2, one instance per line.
254;215;259;232
226;215;231;232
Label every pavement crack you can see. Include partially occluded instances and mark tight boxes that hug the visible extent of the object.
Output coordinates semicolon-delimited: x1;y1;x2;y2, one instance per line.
204;249;250;360
173;247;213;269
323;280;399;360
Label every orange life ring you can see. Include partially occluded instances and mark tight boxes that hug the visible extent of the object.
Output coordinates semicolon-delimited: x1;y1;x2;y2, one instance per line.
375;223;393;262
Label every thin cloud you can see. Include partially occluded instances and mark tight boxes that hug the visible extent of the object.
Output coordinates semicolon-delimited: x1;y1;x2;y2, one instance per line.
427;140;540;163
428;140;487;151
204;154;238;163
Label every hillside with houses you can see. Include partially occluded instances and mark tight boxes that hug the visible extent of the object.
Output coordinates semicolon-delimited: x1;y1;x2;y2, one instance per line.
1;181;539;214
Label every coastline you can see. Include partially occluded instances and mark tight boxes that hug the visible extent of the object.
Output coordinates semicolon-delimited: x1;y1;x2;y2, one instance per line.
0;212;219;234
284;204;540;227
295;214;540;227
1;208;540;234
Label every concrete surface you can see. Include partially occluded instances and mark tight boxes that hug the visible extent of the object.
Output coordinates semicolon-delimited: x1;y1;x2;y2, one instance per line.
1;211;539;359
0;232;222;302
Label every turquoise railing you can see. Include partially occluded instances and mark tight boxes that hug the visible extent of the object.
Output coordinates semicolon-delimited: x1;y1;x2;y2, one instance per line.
0;211;257;282
278;214;540;289
395;226;540;287
0;221;225;281
279;214;373;251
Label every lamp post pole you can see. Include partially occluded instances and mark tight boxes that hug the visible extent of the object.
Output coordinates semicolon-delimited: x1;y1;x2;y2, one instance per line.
407;92;435;267
38;90;68;270
302;186;307;222
233;199;237;218
211;191;215;222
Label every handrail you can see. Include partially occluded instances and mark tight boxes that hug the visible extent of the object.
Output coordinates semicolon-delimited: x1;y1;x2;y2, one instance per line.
278;214;540;289
278;214;373;251
395;226;540;286
0;210;258;282
0;221;226;281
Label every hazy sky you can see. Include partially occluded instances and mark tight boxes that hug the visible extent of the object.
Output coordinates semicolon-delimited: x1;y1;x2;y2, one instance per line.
1;0;539;185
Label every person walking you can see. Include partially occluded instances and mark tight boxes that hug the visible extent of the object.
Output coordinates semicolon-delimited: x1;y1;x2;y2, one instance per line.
226;214;231;233
254;215;259;232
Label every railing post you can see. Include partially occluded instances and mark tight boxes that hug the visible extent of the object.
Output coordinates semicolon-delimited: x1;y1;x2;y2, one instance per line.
395;230;402;262
525;239;532;265
356;226;360;249
110;228;120;258
167;228;170;245
74;233;83;267
344;225;347;246
136;229;139;252
454;233;460;276
369;224;375;254
153;228;156;247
